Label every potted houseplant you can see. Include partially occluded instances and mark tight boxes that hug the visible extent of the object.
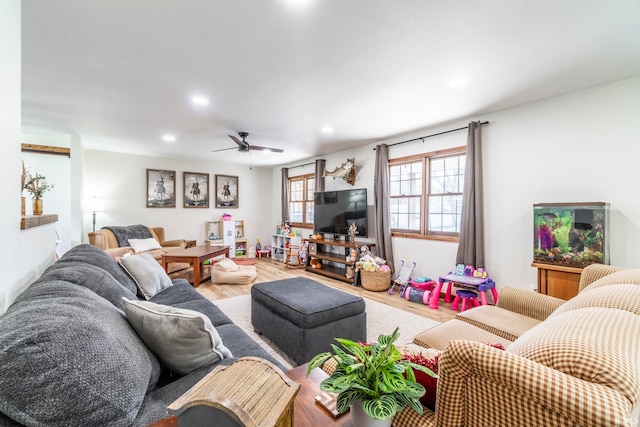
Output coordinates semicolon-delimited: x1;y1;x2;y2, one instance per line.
306;327;437;426
23;170;54;215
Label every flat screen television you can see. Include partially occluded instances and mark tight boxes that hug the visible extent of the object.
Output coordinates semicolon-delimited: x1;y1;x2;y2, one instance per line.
314;188;368;237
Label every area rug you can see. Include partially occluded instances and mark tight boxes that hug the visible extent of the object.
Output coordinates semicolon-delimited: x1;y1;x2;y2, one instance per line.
214;294;440;370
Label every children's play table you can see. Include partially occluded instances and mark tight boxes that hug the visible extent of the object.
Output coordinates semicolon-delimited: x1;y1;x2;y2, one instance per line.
428;273;498;309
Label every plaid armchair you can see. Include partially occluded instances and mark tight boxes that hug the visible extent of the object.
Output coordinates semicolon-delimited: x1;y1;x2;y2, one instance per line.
372;264;640;427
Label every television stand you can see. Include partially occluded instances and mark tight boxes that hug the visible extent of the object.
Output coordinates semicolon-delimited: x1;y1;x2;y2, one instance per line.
304;238;375;285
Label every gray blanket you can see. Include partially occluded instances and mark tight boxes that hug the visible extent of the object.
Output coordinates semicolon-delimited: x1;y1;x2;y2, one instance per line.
103;225;153;247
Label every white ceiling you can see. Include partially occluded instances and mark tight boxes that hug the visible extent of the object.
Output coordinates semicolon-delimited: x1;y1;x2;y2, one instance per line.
21;1;640;167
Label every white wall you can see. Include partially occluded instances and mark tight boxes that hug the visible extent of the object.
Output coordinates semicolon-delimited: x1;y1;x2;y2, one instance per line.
83;150;275;249
1;1;59;314
275;76;640;291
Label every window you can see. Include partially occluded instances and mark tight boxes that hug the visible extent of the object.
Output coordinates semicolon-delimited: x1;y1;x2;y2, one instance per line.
389;147;465;240
288;174;315;227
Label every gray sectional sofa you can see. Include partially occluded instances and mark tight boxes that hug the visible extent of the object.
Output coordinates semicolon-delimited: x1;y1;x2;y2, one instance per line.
0;244;282;426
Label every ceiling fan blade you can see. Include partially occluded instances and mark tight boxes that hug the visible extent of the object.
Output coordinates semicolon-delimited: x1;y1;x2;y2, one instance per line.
228;135;246;148
249;145;284;153
211;146;238;153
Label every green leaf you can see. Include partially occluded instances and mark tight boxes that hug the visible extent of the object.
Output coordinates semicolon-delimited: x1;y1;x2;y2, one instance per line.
361;395;398;419
377;368;406;393
336;389;363;413
306;352;332;375
340;341;369;362
394;393;424;415
403;381;426;398
331;344;353;364
407;362;438;378
345;362;364;373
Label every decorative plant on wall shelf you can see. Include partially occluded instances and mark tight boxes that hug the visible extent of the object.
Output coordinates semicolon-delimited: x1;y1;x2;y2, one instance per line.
23;168;54;215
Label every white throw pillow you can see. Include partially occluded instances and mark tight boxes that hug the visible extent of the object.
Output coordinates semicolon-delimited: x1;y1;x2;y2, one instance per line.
213;257;240;272
122;299;233;375
117;253;172;299
128;237;162;252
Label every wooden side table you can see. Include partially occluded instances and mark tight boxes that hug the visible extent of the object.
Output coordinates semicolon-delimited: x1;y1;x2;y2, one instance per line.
168;357;299;426
285;364;351;426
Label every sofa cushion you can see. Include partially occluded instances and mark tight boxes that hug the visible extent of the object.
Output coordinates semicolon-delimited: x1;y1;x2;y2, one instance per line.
129;237;162;252
551;284;640;317
0;281;160;427
413;319;512;351
455;305;542;341
118;253;173;299
36;261;137;309
507;307;640;403
149;278;234;328
123;299;233;375
581;269;640;293
215;323;284;369
56;243;139;295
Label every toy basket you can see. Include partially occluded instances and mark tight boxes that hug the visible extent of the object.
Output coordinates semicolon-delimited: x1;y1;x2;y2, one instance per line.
360;270;391;292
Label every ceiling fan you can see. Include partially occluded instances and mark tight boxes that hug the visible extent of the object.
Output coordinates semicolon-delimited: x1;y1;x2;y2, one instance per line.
212;132;284;153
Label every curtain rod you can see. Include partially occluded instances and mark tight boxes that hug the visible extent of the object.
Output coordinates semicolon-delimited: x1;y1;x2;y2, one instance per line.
285;161;315;170
375;121;489;149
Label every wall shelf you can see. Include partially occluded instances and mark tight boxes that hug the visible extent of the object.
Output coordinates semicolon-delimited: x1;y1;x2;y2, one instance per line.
20;214;58;230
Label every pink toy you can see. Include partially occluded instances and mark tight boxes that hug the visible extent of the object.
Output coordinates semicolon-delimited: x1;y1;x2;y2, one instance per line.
451;289;480;312
409;278;436;291
402;286;431;305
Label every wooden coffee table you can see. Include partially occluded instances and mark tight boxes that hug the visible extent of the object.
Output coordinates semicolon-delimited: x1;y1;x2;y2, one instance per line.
286;363;352;426
161;245;230;287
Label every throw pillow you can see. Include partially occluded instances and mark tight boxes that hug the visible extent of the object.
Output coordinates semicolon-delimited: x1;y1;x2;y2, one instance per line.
123;299;233;375
117;253;173;299
213;257;240;272
128;237;162;252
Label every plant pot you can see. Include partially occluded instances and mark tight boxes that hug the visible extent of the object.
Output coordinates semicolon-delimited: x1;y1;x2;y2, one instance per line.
33;198;43;215
21;196;25;216
350;401;392;427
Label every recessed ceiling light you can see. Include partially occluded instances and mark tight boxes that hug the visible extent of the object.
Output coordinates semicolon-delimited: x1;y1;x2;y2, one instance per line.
449;78;469;88
282;0;314;7
321;126;334;134
191;96;210;106
162;134;176;142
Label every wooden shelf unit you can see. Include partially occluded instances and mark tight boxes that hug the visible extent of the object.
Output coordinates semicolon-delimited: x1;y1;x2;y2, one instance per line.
532;262;583;300
271;233;302;262
207;220;247;258
305;238;374;284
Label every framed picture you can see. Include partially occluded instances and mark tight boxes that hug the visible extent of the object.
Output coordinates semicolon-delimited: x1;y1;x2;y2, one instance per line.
215;175;238;208
146;169;176;208
183;172;209;208
308;242;317;256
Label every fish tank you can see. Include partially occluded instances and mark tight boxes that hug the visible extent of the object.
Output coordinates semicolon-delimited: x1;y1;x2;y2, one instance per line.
533;202;609;268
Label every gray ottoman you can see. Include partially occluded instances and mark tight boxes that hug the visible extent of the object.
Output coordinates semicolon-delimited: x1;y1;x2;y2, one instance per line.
251;278;366;365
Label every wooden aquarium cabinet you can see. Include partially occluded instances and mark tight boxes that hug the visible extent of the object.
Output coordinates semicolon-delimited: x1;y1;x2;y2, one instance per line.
532;263;583;300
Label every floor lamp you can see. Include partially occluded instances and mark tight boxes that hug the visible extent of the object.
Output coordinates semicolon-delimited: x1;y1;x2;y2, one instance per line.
86;197;104;232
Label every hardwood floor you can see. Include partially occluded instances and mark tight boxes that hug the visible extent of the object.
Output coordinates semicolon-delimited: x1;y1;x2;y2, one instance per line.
194;258;456;324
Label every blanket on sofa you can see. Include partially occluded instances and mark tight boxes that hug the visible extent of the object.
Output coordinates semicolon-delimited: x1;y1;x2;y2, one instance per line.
103;225;153;247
